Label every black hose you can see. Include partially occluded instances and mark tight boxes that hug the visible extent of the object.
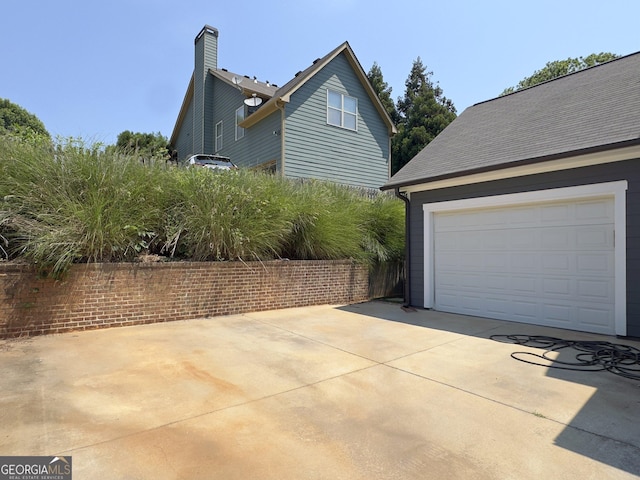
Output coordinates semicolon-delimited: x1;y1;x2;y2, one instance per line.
490;334;640;381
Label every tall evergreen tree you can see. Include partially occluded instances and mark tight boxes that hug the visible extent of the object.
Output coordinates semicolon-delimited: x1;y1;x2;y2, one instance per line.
367;62;400;125
392;58;456;174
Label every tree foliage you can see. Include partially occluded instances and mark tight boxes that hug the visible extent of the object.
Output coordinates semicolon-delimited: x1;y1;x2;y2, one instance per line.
500;52;620;95
367;62;400;125
0;98;50;140
109;130;170;163
391;57;456;174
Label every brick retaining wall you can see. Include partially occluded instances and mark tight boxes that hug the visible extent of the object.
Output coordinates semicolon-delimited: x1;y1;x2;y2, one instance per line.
0;260;370;338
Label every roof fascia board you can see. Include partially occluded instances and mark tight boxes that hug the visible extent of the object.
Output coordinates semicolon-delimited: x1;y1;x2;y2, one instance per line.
240;42;396;134
395;144;640;193
340;43;397;135
280;42;349;102
239;44;348;129
238;100;279;128
210;69;239;89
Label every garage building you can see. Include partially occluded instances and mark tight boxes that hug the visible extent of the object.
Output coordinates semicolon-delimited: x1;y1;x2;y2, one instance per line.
383;52;640;337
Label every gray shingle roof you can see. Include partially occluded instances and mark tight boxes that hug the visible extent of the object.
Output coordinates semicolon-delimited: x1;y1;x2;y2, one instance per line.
212;68;278;97
383;51;640;190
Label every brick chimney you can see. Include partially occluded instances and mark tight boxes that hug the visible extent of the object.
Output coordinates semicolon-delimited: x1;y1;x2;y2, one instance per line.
193;25;218;154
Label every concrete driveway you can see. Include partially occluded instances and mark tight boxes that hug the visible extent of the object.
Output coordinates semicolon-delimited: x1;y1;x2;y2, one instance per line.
1;301;639;479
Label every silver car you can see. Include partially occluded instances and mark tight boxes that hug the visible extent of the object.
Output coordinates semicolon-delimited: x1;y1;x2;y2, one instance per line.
187;154;237;170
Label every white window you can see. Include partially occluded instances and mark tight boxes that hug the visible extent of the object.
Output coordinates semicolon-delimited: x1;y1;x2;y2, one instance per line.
215;121;223;151
327;89;357;131
235;106;245;140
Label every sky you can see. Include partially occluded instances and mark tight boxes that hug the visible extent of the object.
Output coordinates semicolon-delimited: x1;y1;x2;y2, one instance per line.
2;0;639;146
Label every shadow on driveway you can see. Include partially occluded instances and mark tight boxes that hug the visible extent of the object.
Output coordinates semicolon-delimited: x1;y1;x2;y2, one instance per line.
339;301;640;476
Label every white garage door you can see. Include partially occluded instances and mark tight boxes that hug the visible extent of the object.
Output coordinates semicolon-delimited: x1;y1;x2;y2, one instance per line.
434;197;615;334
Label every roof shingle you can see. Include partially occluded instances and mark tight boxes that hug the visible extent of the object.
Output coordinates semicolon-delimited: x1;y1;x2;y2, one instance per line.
384;51;640;190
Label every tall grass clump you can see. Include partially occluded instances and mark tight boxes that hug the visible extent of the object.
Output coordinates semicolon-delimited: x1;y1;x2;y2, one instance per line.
0;134;405;276
361;193;405;263
165;168;295;261
0;136;173;276
283;180;367;260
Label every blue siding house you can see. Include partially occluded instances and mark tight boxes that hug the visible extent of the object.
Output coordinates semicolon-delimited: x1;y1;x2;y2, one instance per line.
170;25;396;189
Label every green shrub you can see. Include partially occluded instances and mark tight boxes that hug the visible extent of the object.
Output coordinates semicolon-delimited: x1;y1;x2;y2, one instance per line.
164;168;294;261
283;180;366;260
0;137;404;277
0;137;172;276
362;193;406;262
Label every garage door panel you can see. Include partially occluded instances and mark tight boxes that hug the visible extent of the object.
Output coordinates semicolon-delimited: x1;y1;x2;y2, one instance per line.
433;197;615;334
510;253;540;271
541;253;572;272
576;227;612;248
579;307;614;329
541;229;571;249
511;276;538;294
485;275;510;291
486;297;512;315
460;274;487;289
577;253;612;274
434;232;459;250
510;230;539;249
577;279;613;300
575;199;613;221
541;203;570;222
511;300;539;320
542;278;572;296
542;304;572;322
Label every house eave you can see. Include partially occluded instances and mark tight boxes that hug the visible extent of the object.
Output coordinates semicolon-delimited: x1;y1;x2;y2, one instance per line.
238;98;285;128
238;41;396;134
383;140;640;193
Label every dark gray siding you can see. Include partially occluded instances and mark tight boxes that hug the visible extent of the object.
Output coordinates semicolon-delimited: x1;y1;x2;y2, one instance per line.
210;79;243;156
203;75;215;154
408;158;640;337
174;99;193;161
284;53;390;189
243;110;281;170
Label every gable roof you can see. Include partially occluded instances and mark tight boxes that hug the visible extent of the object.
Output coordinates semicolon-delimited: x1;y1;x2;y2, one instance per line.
169;69;277;147
239;41;396;134
171;41;397;146
383;51;640;191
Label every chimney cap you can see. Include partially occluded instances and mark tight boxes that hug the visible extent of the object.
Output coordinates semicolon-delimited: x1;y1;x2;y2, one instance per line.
195;25;218;44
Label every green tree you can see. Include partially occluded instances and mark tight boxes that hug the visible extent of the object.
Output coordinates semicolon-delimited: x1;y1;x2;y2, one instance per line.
0;98;50;140
501;52;620;95
367;62;400;125
110;130;170;163
392;57;456;174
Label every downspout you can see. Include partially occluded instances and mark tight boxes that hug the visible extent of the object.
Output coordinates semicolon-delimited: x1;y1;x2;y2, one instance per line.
275;100;286;176
395;188;411;308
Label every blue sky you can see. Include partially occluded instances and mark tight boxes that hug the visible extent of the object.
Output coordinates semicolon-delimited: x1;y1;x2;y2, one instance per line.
2;0;638;145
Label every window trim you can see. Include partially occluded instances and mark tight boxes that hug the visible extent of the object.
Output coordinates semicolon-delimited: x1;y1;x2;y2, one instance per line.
235;106;245;141
215;121;223;151
327;89;358;131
